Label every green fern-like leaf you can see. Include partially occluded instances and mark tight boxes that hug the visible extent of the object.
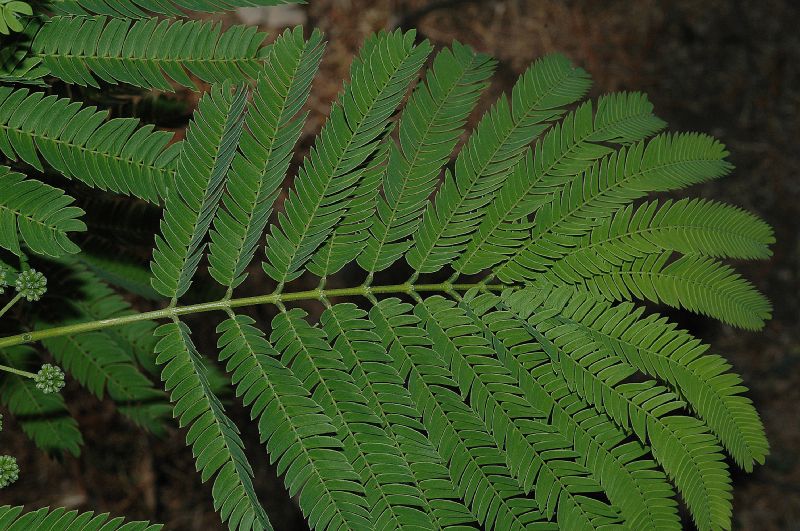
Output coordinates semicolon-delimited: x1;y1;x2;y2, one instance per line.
538;287;768;469
33;16;271;90
217;314;373;531
540;252;771;330
418;296;623;529
0;87;178;203
151;83;248;299
503;287;734;531
453;92;666;275
209;27;324;288
262;29;431;285
0;505;162;530
0;22;776;531
0;166;85;257
406;53;591;274
490;133;733;283
464;291;680;529
155;321;271;531
323;302;477;529
369;298;553;530
358;42;495;274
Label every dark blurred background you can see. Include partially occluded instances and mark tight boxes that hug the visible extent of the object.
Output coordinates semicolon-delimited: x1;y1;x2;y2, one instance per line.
1;1;798;529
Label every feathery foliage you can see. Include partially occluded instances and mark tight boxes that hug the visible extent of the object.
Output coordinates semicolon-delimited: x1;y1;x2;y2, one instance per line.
0;86;178;203
209;27;324;289
0;166;85;257
155;321;271;531
0;505;161;530
358;42;495;274
151;83;247;299
262;29;431;285
34;16;272;90
0;5;774;531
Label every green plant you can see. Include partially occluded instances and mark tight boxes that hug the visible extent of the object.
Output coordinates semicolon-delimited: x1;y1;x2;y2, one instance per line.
0;1;773;530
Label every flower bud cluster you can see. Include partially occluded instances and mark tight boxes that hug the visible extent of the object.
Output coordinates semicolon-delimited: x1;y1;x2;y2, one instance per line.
35;364;65;394
15;269;47;301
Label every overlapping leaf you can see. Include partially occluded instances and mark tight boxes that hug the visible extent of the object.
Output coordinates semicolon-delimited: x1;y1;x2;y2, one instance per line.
209;27;324;289
263;29;431;285
151;83;247;299
0;166;85;257
358;42;495;274
0;505;162;531
155;321;271;531
0;87;178;204
33;16;270;90
406;53;591;274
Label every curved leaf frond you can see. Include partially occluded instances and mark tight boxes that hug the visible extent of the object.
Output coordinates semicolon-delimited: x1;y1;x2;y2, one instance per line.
406;54;591;274
0;166;85;257
464;291;680;530
0;505;162;531
217;315;373;531
541;252;771;330
0;87;178;204
492;133;733;283
263;29;431;285
150;83;248;299
33;16;271;90
503;288;734;531
155;321;271;531
1;28;775;531
418;296;623;529
209;27;324;289
370;298;556;531
358;42;496;274
454;92;666;275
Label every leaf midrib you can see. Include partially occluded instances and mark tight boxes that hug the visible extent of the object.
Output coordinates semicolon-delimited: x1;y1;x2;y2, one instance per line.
274;48;411;284
412;79;570;273
375;303;537;531
179;331;269;529
367;54;480;273
227;316;355;530
493;154;725;280
455;105;657;274
282;313;398;529
0;122;174;187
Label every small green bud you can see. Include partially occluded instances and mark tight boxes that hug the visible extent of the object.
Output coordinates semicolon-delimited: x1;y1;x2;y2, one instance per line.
0;455;19;488
34;364;64;394
0;266;7;294
15;269;47;301
0;413;3;431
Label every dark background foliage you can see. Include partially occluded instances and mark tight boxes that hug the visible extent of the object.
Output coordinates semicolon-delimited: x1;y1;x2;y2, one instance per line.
1;1;797;529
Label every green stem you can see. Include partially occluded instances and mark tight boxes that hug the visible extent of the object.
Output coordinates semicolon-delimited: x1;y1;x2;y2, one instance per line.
0;282;507;350
0;363;36;380
0;293;23;319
